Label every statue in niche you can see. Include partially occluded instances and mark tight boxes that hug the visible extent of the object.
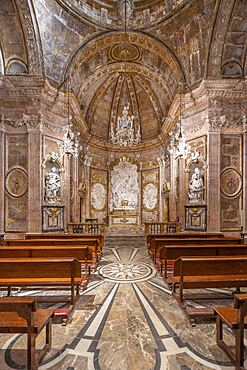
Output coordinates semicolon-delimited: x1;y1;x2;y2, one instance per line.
44;166;61;203
188;167;204;203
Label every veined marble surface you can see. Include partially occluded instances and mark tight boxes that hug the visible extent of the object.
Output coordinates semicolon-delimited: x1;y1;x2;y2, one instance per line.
0;233;243;370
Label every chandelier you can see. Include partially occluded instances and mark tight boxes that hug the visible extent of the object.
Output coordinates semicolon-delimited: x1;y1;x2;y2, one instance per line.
110;0;141;147
110;103;141;146
168;84;190;159
62;78;81;158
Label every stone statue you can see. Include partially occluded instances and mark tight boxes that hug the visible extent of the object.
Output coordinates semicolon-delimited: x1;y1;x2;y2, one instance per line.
78;180;86;199
188;167;204;203
44;167;61;203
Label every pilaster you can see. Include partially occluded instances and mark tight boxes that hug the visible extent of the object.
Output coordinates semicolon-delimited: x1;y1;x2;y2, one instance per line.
0;124;5;233
27;126;42;232
207;128;221;232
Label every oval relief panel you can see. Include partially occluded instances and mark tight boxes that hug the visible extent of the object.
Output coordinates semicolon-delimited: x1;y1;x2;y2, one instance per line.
91;183;106;211
143;183;158;210
220;168;242;198
5;167;28;198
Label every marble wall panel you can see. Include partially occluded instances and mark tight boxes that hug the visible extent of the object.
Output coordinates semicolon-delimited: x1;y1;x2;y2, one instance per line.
220;135;242;230
90;168;108;221
5;134;28;232
141;168;159;223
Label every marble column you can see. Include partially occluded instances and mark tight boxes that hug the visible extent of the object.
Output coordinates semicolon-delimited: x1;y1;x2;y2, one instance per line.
0;124;5;234
169;154;177;221
63;154;71;230
178;157;186;230
158;162;164;221
85;164;91;219
70;156;80;222
207;129;221;232
27;127;42;232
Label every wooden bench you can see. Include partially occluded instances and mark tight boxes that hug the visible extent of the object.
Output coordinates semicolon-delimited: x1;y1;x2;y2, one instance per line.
214;294;247;369
147;232;225;248
25;233;104;253
0;258;84;324
0;297;54;370
0;246;93;274
160;244;247;278
150;237;242;264
169;256;247;302
0;234;4;246
4;238;100;262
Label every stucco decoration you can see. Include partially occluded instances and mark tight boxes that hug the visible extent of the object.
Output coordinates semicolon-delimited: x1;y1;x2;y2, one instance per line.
111;161;139;210
5;168;28;198
220;168;242;198
143;183;158;211
91;183;106;211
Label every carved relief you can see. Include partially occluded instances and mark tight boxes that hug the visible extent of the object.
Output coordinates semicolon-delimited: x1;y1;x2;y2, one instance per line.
220;168;242;198
110;43;140;62
110;161;139;210
5;168;28;198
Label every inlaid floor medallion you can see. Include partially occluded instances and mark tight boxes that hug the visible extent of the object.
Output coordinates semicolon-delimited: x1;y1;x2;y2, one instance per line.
98;262;156;283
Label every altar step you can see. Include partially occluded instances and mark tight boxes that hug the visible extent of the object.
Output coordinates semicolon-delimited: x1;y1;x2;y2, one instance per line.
105;235;146;249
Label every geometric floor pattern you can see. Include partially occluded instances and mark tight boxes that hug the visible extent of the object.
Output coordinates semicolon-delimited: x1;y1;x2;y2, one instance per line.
0;233;242;369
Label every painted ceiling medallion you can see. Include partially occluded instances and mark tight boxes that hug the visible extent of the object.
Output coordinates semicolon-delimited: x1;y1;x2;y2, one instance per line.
220;168;242;198
5;167;28;198
98;262;156;283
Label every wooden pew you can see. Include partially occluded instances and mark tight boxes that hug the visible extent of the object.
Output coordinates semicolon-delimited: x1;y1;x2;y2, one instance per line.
0;246;93;274
4;238;100;261
25;233;104;253
0;297;54;370
169;256;247;303
160;244;247;278
150;237;242;264
214;294;247;369
0;258;84;324
0;234;4;246
147;232;225;249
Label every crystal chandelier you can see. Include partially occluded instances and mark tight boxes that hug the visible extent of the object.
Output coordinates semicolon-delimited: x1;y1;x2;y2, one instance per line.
110;1;141;147
110;103;141;146
62;78;81;158
168;84;190;159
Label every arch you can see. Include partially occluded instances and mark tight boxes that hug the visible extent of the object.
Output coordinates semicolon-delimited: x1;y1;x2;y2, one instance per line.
6;59;28;74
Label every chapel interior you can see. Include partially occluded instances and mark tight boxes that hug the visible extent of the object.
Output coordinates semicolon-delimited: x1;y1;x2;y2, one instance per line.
1;0;247;369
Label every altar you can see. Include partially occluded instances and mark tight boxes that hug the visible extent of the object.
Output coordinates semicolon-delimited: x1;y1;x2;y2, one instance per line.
109;210;140;227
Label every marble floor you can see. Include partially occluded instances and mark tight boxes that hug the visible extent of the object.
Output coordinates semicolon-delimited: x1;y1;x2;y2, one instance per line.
0;231;244;370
